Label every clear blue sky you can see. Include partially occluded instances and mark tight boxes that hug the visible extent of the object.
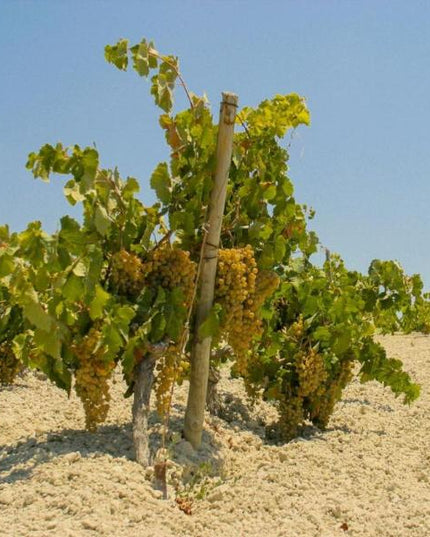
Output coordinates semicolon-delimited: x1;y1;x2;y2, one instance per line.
1;1;429;285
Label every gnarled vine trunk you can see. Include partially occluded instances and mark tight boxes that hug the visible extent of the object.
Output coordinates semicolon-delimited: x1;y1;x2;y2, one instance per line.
206;345;233;414
206;364;222;415
132;354;157;466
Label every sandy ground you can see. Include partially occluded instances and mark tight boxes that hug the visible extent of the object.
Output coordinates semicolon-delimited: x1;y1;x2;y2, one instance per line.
0;334;429;537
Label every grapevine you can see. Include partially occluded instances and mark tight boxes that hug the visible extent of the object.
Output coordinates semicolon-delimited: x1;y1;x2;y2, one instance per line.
0;35;422;463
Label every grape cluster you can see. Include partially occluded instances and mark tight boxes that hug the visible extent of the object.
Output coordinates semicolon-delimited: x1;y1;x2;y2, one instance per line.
72;327;115;431
154;344;177;417
0;342;22;386
272;316;332;439
295;347;327;397
255;270;281;309
285;316;305;341
278;394;305;441
215;246;280;374
306;359;353;429
276;346;328;440
110;249;145;297
275;318;355;439
154;345;190;417
142;245;196;303
142;245;197;417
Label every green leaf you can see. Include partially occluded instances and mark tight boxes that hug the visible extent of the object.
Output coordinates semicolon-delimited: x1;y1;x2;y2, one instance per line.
122;320;151;382
150;312;166;342
164;289;186;340
0;225;10;242
262;185;277;201
332;329;351;355
260;244;274;269
123;177;140;199
114;305;136;332
313;326;331;343
274;235;286;263
63;274;85;301
63;179;85;205
34;327;61;359
303;295;318;316
50;358;72;393
105;39;129;70
18;221;50;266
23;297;52;332
89;285;111;320
0;253;15;278
26;143;68;181
150;162;171;204
130;39;154;77
12;332;31;363
153;286;166;307
94;205;111;236
280;177;294;197
150;73;174;113
198;304;221;339
101;323;123;356
72;261;87;277
59;216;85;250
121;340;138;383
81;148;99;178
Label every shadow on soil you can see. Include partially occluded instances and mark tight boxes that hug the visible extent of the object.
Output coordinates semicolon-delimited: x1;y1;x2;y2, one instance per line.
341;397;394;412
1;386;392;486
213;389;391;444
0;412;222;486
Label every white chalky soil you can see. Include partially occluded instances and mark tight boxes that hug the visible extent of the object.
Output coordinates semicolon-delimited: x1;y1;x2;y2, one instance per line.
0;334;429;537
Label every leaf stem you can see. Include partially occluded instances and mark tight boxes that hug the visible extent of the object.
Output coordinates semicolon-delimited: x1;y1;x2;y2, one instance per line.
149;50;194;110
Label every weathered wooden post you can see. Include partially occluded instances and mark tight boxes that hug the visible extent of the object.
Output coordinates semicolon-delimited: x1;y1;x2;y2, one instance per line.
183;92;238;449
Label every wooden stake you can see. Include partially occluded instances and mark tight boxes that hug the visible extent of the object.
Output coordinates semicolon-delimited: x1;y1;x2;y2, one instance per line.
183;92;238;448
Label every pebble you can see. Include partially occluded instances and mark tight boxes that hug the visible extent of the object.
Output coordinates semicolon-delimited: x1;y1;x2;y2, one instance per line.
207;489;224;503
63;452;81;463
0;491;14;505
81;519;99;531
278;451;289;463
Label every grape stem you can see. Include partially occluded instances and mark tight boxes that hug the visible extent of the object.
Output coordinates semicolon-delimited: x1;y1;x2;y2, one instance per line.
149;49;195;111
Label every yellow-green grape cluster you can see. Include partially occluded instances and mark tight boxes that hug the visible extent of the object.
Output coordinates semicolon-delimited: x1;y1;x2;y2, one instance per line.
215;247;279;374
155;345;190;417
142;245;196;307
278;394;305;441
72;327;115;431
277;344;326;440
110;249;145;297
142;246;196;417
154;344;176;417
254;270;281;310
295;347;327;397
0;342;22;386
215;246;257;373
283;315;305;342
307;359;354;429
